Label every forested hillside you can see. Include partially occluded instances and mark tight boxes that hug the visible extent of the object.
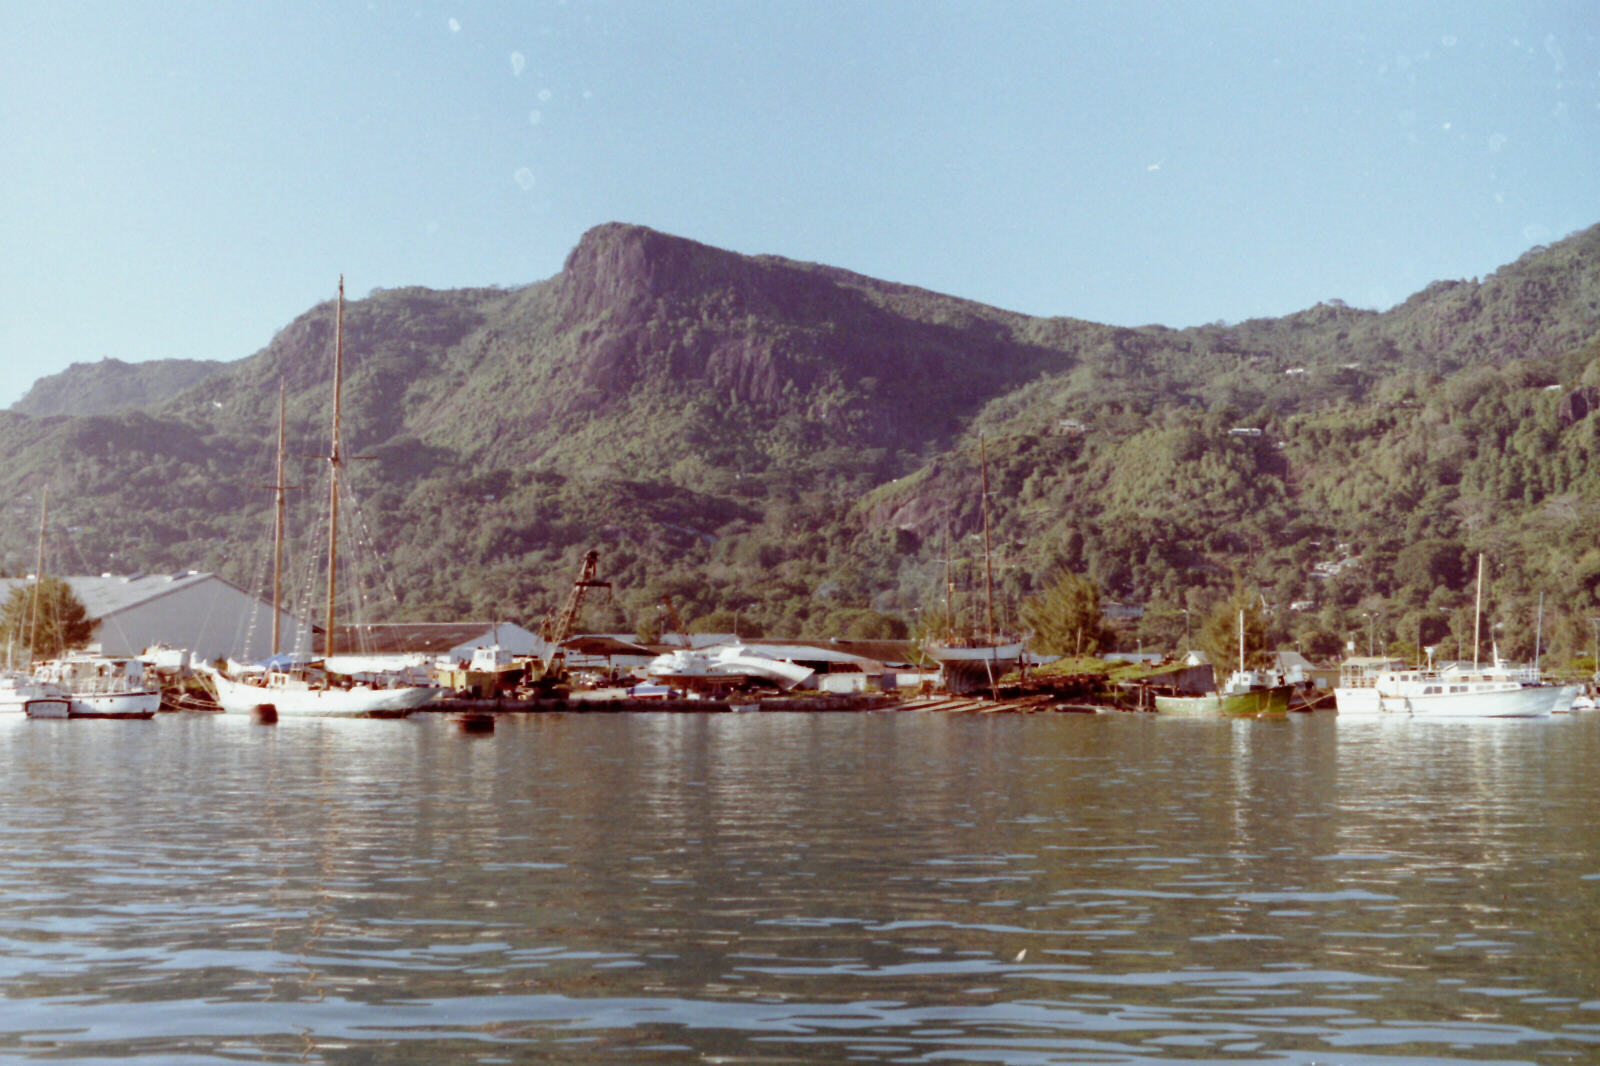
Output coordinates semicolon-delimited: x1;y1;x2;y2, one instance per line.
3;222;1599;664
13;357;228;417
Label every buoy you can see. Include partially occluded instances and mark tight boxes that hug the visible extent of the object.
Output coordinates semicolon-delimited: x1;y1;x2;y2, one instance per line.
252;704;278;725
456;712;495;734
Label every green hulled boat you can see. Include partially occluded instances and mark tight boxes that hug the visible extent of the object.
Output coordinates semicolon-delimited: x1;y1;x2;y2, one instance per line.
1154;608;1291;715
1153;670;1293;716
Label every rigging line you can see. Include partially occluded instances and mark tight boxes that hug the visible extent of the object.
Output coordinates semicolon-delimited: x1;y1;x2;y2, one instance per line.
341;479;406;611
291;470;331;660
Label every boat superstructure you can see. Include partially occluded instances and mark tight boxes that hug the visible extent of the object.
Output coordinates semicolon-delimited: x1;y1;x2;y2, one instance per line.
1333;656;1407;716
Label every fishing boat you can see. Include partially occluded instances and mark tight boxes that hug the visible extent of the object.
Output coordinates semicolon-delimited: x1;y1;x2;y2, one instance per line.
1154;666;1293;715
1154;609;1292;715
0;489;161;719
34;655;160;718
201;279;438;718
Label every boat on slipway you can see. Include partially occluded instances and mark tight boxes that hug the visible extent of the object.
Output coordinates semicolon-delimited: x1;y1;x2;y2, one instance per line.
646;645;814;692
200;279;438;718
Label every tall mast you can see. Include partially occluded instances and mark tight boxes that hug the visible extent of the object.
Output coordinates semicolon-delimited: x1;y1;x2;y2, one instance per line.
979;434;996;643
1472;552;1483;670
942;522;953;639
271;380;288;655
1238;608;1245;673
324;277;344;661
27;485;48;661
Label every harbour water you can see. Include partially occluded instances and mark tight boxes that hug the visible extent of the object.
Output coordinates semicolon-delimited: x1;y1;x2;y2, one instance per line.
2;710;1597;1064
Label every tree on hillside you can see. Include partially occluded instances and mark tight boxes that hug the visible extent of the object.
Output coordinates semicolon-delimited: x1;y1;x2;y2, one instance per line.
1198;589;1269;673
1021;571;1109;656
0;577;93;660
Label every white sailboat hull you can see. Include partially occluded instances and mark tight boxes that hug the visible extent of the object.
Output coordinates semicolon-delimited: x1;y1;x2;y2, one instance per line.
204;669;437;718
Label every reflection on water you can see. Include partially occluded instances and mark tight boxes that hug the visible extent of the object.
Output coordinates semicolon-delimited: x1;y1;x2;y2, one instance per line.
1;712;1597;1063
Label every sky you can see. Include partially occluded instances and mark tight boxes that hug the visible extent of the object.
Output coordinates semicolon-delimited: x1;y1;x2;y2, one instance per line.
2;1;1597;408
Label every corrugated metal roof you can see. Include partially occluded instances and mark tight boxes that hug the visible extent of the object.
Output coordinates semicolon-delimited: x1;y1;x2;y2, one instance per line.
563;634;653;656
0;571;231;620
330;622;537;656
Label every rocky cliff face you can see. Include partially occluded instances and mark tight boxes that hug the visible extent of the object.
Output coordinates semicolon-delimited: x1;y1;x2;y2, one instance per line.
539;223;1077;458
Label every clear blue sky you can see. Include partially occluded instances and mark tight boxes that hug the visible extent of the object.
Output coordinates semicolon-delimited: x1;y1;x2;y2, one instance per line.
2;1;1596;407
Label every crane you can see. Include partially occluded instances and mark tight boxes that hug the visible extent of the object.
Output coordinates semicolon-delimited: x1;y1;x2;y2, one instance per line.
524;549;611;693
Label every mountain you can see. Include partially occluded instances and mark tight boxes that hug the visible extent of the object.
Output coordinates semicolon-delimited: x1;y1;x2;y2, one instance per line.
13;357;229;417
3;221;1600;661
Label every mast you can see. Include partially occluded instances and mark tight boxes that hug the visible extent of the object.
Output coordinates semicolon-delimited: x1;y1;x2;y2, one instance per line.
27;485;48;661
271;381;288;655
1472;552;1483;670
1535;591;1544;673
1238;608;1245;673
942;522;953;640
324;277;345;661
979;434;996;643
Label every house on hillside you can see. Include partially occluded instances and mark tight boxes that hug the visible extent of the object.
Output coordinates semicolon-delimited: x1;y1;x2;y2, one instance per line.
0;571;298;662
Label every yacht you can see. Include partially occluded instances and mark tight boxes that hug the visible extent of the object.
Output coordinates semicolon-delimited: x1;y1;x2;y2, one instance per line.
1366;651;1577;719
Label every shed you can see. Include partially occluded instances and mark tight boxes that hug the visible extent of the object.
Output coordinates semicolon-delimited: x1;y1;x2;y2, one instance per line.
0;571;300;663
327;621;544;674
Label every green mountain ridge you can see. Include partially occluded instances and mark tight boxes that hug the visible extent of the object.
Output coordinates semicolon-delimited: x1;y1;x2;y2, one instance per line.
5;221;1600;660
13;357;230;418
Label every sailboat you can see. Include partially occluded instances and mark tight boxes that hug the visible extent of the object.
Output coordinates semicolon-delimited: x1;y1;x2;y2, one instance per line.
201;279;439;718
923;435;1025;695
